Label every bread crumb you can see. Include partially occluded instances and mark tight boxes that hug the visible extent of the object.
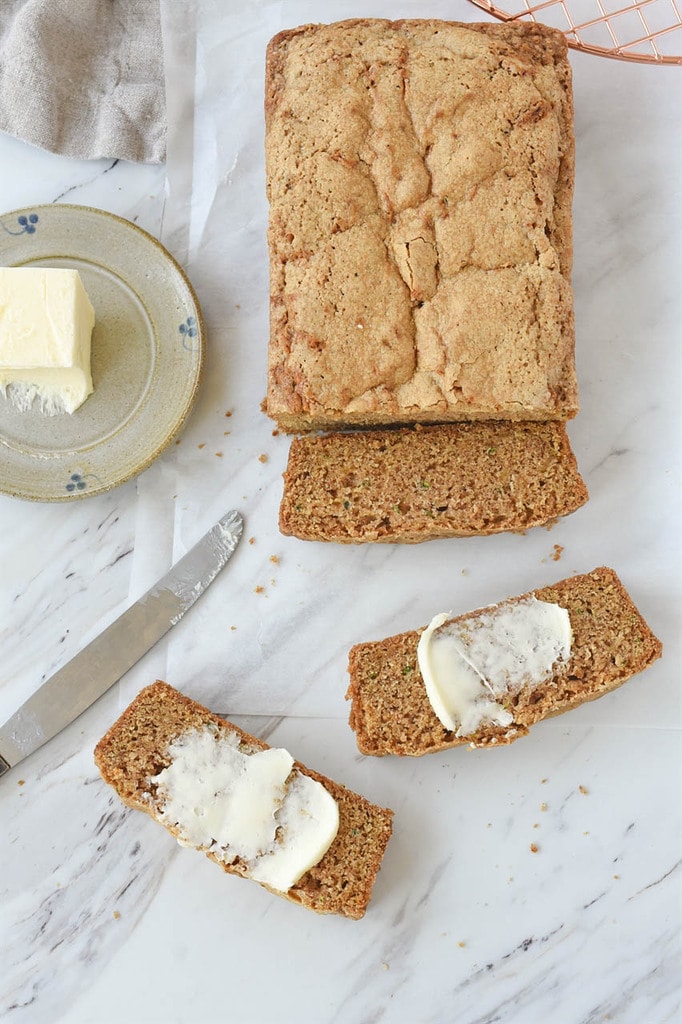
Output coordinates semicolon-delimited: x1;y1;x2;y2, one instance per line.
269;555;280;565
248;537;255;545
258;453;268;463
113;911;121;920
225;410;232;417
540;802;548;812
18;779;25;786
541;778;549;784
579;785;589;795
530;843;539;853
215;452;223;458
533;823;539;829
224;431;231;436
272;429;280;436
198;443;206;449
613;874;620;880
552;543;564;561
461;568;468;576
230;625;237;631
458;941;466;948
381;962;390;971
175;439;181;445
254;585;265;594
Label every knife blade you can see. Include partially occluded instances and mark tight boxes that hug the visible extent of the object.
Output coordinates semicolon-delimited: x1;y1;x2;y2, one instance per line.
0;509;243;776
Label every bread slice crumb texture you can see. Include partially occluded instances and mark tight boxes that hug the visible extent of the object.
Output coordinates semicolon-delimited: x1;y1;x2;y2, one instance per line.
279;421;587;543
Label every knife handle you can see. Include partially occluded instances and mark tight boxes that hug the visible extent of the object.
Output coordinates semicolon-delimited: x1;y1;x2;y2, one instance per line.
0;754;10;777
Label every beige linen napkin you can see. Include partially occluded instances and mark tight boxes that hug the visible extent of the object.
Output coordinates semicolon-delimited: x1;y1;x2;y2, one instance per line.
0;0;166;163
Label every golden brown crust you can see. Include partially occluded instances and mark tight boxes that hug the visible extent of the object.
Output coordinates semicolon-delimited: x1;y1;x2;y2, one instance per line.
265;19;577;431
346;568;663;755
95;682;393;919
279;421;587;543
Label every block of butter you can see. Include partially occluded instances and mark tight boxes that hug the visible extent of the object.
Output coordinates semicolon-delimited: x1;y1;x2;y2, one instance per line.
0;267;95;415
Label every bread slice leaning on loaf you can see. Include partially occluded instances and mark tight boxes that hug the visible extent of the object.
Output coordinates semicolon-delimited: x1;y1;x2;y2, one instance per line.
95;682;393;919
279;422;587;543
346;568;662;756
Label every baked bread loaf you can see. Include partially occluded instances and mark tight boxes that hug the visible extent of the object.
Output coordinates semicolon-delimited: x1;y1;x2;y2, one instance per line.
347;568;662;755
279;421;587;543
265;19;577;431
95;682;393;919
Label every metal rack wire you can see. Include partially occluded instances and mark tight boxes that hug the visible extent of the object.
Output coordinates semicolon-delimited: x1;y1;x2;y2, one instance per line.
468;0;682;63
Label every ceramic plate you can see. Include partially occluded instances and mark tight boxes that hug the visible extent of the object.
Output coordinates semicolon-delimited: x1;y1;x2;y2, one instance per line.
0;204;204;501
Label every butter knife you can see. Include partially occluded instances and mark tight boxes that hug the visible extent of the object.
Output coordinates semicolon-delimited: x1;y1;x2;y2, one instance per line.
0;509;243;776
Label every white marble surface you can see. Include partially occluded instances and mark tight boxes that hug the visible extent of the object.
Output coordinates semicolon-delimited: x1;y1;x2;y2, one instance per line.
1;2;680;1022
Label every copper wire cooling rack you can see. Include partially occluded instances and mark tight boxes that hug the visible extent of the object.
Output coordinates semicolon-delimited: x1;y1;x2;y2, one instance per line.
468;0;682;63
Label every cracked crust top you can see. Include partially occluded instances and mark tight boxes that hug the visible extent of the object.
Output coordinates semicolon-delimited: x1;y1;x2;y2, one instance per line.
264;19;577;431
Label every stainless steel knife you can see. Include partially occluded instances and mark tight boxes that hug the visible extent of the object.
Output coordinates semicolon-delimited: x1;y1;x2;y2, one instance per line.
0;509;243;776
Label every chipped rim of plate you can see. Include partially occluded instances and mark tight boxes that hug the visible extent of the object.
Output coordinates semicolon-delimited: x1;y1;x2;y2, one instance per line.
0;204;205;502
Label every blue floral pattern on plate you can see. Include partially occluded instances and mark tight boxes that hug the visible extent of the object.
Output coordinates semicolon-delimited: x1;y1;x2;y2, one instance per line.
65;471;101;494
179;315;199;351
65;473;87;493
1;213;39;236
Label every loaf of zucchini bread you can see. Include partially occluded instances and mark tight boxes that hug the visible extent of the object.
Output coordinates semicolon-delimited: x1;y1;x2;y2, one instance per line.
265;18;577;431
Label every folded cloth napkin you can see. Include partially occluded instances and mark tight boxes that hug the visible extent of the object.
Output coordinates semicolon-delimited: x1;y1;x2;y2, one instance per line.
0;0;166;163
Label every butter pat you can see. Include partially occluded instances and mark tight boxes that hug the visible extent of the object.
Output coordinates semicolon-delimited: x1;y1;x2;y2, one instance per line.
418;598;572;737
153;726;339;893
0;267;95;414
249;770;340;892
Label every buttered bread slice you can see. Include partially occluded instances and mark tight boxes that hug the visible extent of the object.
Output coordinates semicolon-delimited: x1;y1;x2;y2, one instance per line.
347;568;662;756
95;682;393;919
